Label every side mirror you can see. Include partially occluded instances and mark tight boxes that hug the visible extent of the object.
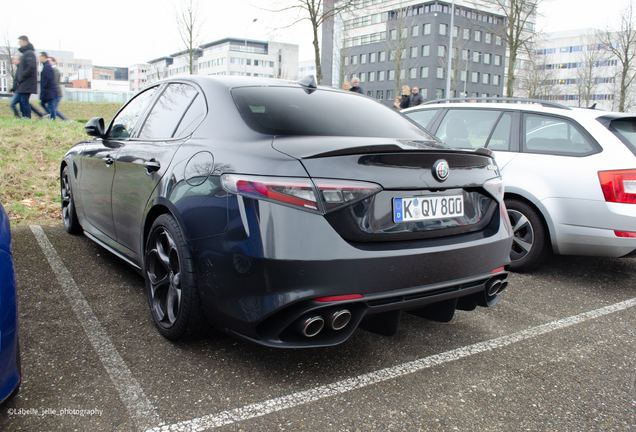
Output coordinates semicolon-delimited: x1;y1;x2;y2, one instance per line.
85;117;105;137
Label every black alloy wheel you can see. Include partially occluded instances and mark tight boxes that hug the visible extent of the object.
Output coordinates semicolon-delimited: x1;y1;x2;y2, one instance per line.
144;214;211;340
505;198;548;272
61;166;82;234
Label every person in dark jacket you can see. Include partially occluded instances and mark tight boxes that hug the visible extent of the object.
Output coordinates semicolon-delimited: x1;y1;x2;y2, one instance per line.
9;55;22;117
39;52;58;119
409;86;424;107
350;77;364;94
16;35;37;118
49;57;68;120
399;85;411;109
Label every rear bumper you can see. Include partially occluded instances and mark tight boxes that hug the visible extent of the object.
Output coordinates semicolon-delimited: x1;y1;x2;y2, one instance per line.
191;200;512;347
544;198;636;256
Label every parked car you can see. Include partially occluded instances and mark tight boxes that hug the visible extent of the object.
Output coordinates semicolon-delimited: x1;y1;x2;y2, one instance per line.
403;98;636;271
60;76;511;348
0;201;21;403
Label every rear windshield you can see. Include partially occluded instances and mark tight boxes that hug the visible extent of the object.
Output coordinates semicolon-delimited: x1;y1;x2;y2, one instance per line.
231;87;437;140
608;118;636;156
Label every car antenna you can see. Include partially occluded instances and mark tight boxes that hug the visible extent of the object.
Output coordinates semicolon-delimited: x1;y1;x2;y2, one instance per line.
588;103;597;110
298;75;317;94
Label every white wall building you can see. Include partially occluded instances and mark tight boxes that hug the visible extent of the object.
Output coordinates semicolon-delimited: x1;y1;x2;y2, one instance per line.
197;38;299;80
129;64;150;92
535;29;620;111
298;59;317;79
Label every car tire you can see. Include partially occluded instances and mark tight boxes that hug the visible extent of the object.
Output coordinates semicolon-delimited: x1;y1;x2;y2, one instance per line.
505;199;548;272
144;214;211;341
61;165;82;234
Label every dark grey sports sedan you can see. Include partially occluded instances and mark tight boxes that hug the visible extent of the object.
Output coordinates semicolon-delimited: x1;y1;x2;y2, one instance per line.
60;76;512;348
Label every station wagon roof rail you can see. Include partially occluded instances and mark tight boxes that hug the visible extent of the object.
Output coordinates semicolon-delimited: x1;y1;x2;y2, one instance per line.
421;97;571;110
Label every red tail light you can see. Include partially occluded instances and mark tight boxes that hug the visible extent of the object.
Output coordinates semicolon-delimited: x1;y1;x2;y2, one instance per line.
222;174;382;214
598;170;636;204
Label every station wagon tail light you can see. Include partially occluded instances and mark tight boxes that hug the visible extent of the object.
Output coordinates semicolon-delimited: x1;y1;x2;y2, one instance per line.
598;170;636;204
221;175;382;214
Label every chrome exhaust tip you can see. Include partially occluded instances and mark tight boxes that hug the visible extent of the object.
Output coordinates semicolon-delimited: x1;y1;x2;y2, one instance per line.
486;280;503;297
327;310;352;331
297;316;324;338
498;280;508;294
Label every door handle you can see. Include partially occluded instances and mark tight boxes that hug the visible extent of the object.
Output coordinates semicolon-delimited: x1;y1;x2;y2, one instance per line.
103;156;114;165
144;159;161;173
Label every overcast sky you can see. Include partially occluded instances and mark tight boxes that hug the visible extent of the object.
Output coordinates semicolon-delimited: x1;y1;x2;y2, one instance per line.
1;0;630;67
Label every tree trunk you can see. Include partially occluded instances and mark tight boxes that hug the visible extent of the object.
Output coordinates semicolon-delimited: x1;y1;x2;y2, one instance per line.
506;51;517;98
312;17;322;84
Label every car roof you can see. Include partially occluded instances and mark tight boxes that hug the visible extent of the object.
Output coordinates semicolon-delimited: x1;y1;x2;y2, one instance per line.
152;75;346;94
402;101;636;122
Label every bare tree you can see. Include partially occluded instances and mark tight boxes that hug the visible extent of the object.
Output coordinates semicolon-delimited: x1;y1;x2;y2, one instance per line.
520;47;560;100
574;42;608;107
175;0;204;75
0;31;18;88
383;4;416;98
598;2;636;112
438;32;471;98
476;0;542;97
267;0;358;84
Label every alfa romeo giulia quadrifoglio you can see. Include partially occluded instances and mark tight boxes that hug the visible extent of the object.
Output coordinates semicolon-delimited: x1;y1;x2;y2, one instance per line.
60;76;512;348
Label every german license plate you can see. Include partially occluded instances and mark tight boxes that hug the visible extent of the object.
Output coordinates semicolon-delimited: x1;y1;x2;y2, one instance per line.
393;195;464;222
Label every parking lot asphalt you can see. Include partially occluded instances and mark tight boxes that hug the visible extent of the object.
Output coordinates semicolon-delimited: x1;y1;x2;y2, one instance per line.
1;224;635;431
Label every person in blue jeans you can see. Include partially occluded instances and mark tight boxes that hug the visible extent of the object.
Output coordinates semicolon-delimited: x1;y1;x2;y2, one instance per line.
49;57;68;120
15;35;38;118
9;56;22;117
9;54;45;118
38;52;58;119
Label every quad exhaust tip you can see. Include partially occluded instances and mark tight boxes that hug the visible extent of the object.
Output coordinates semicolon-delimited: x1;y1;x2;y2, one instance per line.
297;316;325;338
327;310;352;331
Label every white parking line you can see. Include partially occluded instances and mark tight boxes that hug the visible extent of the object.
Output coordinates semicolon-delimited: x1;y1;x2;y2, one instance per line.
147;297;636;432
30;225;162;431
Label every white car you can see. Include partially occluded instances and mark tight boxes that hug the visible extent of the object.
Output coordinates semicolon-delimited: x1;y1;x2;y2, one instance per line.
403;99;636;271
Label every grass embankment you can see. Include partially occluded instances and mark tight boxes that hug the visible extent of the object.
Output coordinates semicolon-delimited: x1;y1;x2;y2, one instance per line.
0;100;122;226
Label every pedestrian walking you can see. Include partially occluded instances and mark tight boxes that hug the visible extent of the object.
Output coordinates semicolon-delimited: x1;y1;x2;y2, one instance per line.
49;57;68;120
38;52;58;119
399;85;411;109
409;86;424;107
15;35;37;118
9;55;22;117
350;77;364;94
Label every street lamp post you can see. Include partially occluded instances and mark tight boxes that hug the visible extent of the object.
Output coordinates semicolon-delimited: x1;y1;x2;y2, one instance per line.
245;18;257;76
445;0;455;100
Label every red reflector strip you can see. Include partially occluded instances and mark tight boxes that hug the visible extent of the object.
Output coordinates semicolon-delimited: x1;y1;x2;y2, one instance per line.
615;230;636;238
491;266;506;274
315;294;364;302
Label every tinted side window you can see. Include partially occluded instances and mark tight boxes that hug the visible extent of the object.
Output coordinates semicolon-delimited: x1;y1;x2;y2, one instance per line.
174;93;206;138
437;109;502;149
524;114;597;155
140;84;199;139
486;112;513;151
404;109;438;131
109;87;158;138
